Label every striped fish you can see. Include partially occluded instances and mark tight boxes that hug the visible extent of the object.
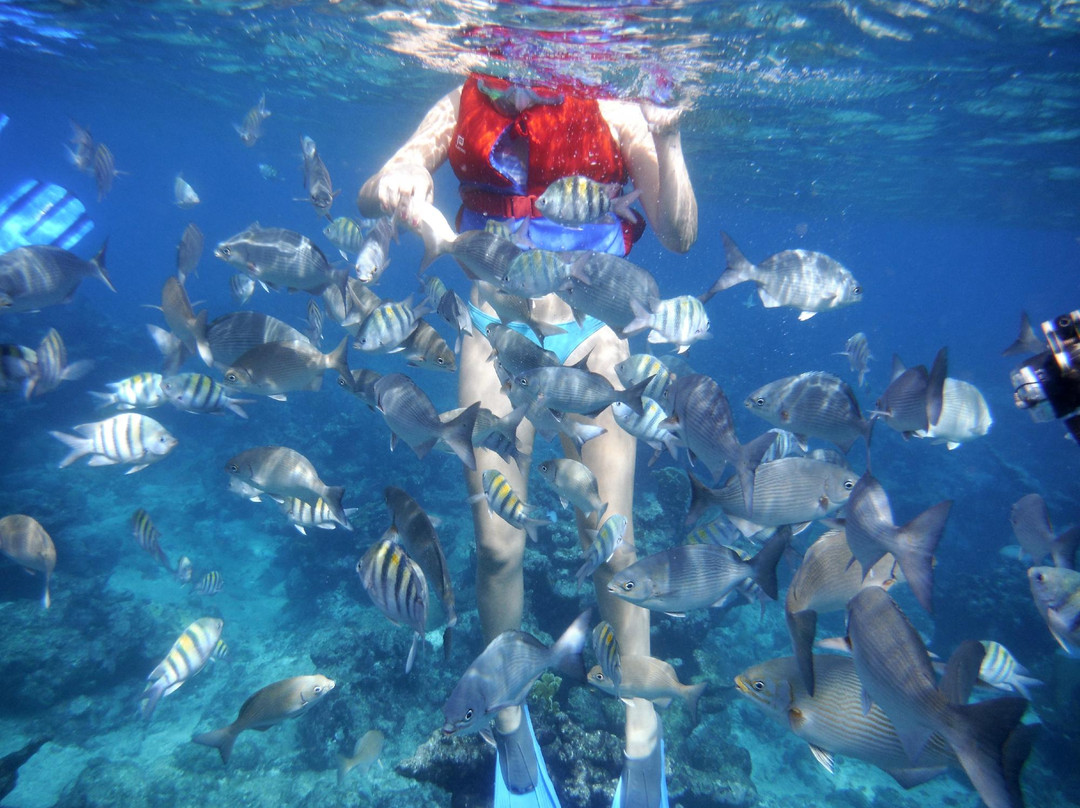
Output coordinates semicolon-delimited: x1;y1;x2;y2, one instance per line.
536;457;606;519
614;353;673;403
176;222;203;284
353;216;395;283
0;343;36;392
229;273;255;306
175;555;193;584
195;570;224;596
214;224;342;296
23;327;93;399
470;469;555;543
0;514;56;609
301;135;336;217
234;94;270;146
576;514;627;590
279;496;356;534
589;655;706;721
0;179;94;252
162;372;251;418
173;174;200;209
305;299;324;347
557;252;660;334
423;275;449;310
685;516;742;546
141;616;223;720
611;397;680;463
624;295;711;354
130;508;172;572
354;296;427;353
0;242;115;313
213;638;229;660
745;371;871;454
402;320;455;373
90;372;166;410
435;289;472;351
323;216;367;258
977;641;1042;700
50;413;178;473
591;621;622;697
92;142;119;201
502;248;573;299
735;654;956;785
912;378;993;450
837;331;872;387
535;174;640;227
357;537;428;673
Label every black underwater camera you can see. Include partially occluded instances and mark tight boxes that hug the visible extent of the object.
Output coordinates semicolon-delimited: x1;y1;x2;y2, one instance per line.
1011;310;1080;442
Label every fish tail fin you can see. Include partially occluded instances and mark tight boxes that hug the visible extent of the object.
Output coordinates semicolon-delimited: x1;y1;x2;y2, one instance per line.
748;525;791;601
415;201;456;272
946;696;1030;808
684;472;719;527
337;754;351;787
622;297;653;338
611;188;641;224
708;232;756;295
146;323;186;374
49;430;92;468
684;680;707;724
140;681;165;721
192;725;239;765
896;499;952;613
550;609;591;682
326;336;350;379
617;375;652;416
91;238;116;292
323;485;348;526
1050;525;1080;570
926;346;948;426
442;401;480;471
786;607;819;696
191;309;214;368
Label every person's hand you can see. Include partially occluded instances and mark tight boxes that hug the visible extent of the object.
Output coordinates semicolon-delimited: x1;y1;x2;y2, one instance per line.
640;102;683;138
371;161;435;219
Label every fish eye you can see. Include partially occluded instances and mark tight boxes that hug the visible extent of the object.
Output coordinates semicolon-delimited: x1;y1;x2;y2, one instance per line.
755;397;765;407
228;463;239;473
517;376;528;387
1034;572;1045;583
220;247;230;256
464;709;474;721
437;357;446;366
853;286;862;295
753;680;765;691
226;372;238;383
313;686;323;694
594;672;605;682
844;479;855;490
621;580;635;591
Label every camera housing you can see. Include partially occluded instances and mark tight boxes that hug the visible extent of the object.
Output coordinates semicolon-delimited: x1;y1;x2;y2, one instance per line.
1010;310;1080;442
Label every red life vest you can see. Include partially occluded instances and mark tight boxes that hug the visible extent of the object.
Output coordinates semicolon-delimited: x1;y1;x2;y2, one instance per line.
449;74;643;250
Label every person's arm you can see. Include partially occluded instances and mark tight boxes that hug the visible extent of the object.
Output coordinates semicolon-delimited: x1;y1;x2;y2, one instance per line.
356;87;462;220
599;99;698;254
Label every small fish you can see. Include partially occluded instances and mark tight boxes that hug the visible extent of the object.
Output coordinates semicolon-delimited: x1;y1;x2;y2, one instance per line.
837;332;872;387
204;311;312;371
66;119;94;172
162;372;252;418
501;248;573;299
436;289;473;352
574;514;626;591
441;610;590;735
476;77;564;116
589;655;705;721
512;360;649;418
1002;311;1045;357
355;216;396;283
591;621;622;697
195;570;224;596
535;175;640;228
337;729;385;786
50;413;178;473
223;337;349;399
744;371;871;454
235;94;270;147
0;344;36;392
1007;493;1080;568
402;320;456;373
614;354;674;403
977;641;1042;700
536;457;606;519
300;135;337;217
354;296;427;353
873;349;949;437
92;142;120;201
279;496;357;534
556;252;661;334
469;469;555;542
624;295;711;354
141;617;223;720
212;638;229;661
175;555;193;584
173;173;200;208
912;378;992;449
176;222;204;284
130;508;172;572
357;537;428;673
1027;566;1080;657
230;274;255;306
324;216;367;258
373;373;478;469
192;674;335;764
23;327;93;398
305;299;324;347
258;162;280;181
0;242;114;313
215;223;342;296
611;397;680;463
158;276;213;368
844;473;951;613
760;428;805;463
0;514;56;608
709;233;863;320
225;445;348;525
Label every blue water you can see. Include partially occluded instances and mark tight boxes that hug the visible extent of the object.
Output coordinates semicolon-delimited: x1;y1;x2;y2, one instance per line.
1;2;1079;807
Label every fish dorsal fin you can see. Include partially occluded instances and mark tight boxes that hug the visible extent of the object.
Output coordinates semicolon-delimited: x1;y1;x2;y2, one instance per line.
569;351;591;371
808;744;835;774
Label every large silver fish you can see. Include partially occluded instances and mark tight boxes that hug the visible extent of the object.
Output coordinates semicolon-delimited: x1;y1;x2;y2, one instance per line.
224;445;347;524
1007;493;1080;568
50;413;177;473
373;373;478;469
0;514;56;608
535;457;606;519
205;311;310;370
357;536;428;673
215;223;343;295
710;233;863;320
912;378;992;449
1027;566;1080;656
300;135;337;218
141;617;223;720
441;610;590;735
844;473;951;613
0;242;114;312
176;222;204;284
873;349;948;437
192;674;335;764
556;252;660;333
589;655;705;721
745;371;871;454
846;588;1031;808
512;360;649;418
223;337;349;399
623;294;710;355
607;528;790;616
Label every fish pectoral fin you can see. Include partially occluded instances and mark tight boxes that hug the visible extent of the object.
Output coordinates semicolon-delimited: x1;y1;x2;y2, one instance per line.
885;766;949;790
664;611;687;618
808;744;835;774
797;311;817;321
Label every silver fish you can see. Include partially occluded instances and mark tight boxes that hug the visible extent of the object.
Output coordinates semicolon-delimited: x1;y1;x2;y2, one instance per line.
234;94;270;147
846;588;1030;808
357;537;428;673
0;242;114;313
339;367;382;408
90;372;165;410
1007;493;1080;568
354;296;427;353
0;514;56;608
337;729;384;786
300;135;336;217
1027;566;1080;657
0;343;36;392
589;655;705;720
513;361;649;418
258;162;280;180
501;248;573;299
229;273;255;306
556;252;660;333
173;173;200;209
223;337;349;399
608;529;790;616
215;223;342;296
441;610;590;735
373;373;478;469
23;327;93;398
536;457;606;518
535;175;640;227
912;378;992;449
175;556;193;584
837;331;872;387
159;276;213;367
624;295;710;354
429;228;522;283
591;621;622;696
192;674;335;764
745;371;871;454
611;397;680;463
324;216;367;259
470;469;555;543
176;223;204;284
130;508;172;571
50;413;178;473
280;496;357;534
92;142;119;201
354;216;396;283
205;311;310;370
141;617;223;720
576;513;628;590
845;472;951;613
67;118;94;172
873;348;948;437
710;233;862;320
402;320;456;373
614;353;675;403
224;445;347;524
305;299;324;347
162;372;252;418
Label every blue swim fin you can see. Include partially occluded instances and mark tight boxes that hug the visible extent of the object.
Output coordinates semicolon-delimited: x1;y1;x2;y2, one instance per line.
612;738;668;808
493;704;561;808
